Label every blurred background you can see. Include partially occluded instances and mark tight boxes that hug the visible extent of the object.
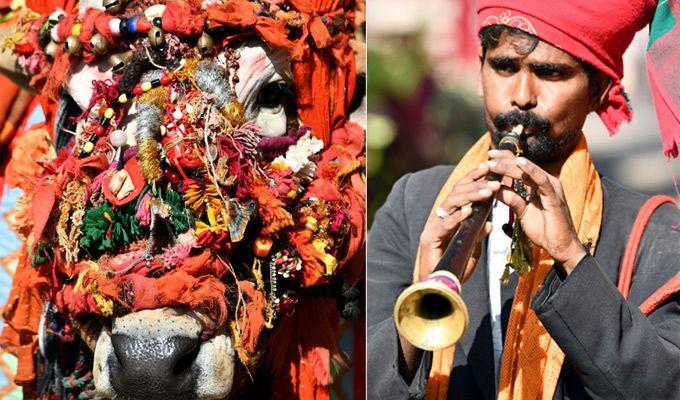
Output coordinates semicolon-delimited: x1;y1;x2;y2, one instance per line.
367;0;680;225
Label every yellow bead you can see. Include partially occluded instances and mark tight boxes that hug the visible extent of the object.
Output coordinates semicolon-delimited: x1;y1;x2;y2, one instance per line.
312;239;327;252
118;94;128;103
141;81;152;92
305;216;318;231
104;108;114;119
71;23;82;36
322;254;338;275
82;141;95;153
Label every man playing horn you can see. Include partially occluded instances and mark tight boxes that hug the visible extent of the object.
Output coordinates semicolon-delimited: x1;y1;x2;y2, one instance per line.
368;1;680;399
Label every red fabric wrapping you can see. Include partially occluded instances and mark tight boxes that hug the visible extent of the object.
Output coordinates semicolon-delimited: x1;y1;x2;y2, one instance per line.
287;1;356;146
252;178;294;235
237;281;267;353
32;154;108;244
26;0;77;15
0;248;48;385
56;13;77;43
111;252;232;328
647;55;680;158
161;1;206;39
291;229;327;287
78;9;116;62
42;51;71;103
0;77;35;202
30;180;57;243
267;297;341;400
476;0;656;136
206;0;299;56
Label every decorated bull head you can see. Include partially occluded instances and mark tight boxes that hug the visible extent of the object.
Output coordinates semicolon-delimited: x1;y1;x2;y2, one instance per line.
0;0;365;399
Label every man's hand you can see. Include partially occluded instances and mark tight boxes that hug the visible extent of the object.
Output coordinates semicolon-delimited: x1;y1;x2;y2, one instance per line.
487;150;587;274
399;162;497;381
417;163;497;283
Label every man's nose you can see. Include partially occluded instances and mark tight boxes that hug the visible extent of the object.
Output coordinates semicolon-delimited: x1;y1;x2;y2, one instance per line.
511;71;537;111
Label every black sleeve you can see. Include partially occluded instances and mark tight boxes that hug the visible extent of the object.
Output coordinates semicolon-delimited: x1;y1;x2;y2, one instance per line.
532;254;680;399
367;171;439;400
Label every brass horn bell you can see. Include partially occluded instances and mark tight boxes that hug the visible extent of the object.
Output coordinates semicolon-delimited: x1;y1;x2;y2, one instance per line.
393;271;469;351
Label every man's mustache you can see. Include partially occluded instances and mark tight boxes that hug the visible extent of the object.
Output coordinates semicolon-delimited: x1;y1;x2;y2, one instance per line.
493;110;551;135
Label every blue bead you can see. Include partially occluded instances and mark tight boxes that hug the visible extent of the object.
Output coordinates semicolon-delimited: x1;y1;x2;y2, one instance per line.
128;17;137;34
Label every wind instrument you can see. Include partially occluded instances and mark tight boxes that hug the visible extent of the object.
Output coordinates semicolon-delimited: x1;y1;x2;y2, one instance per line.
393;125;523;350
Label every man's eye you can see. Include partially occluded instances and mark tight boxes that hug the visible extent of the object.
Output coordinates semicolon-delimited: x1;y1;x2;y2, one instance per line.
535;68;564;79
492;63;518;74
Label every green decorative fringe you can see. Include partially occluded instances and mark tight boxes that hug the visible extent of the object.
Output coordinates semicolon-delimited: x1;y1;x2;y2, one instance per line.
162;188;194;234
79;203;146;258
79;189;193;259
501;219;533;284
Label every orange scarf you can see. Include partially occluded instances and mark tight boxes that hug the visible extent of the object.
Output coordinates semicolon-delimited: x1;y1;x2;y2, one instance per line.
414;132;603;400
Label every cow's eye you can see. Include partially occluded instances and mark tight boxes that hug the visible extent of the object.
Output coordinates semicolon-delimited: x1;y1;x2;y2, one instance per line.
256;81;290;109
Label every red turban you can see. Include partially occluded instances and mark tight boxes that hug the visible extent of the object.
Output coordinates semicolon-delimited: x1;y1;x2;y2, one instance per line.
476;0;656;139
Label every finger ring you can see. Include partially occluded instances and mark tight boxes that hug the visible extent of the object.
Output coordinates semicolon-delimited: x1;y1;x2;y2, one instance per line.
435;207;450;219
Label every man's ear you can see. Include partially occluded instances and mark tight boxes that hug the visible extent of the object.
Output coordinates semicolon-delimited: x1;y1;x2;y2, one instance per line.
590;71;612;112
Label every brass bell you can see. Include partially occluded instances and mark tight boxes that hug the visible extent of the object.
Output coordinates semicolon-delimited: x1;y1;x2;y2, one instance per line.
109;50;132;73
63;35;82;56
196;32;214;56
44;41;58;58
148;26;165;48
103;0;126;15
90;33;108;55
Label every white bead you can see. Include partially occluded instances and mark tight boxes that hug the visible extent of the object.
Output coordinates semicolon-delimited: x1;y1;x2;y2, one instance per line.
185;103;194;115
144;4;166;20
208;144;218;161
109;19;121;35
49;10;65;21
109;129;128;148
51;26;60;43
173;109;182;120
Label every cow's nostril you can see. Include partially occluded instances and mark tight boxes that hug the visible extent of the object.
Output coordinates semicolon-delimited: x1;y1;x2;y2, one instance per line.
108;333;201;399
173;341;200;375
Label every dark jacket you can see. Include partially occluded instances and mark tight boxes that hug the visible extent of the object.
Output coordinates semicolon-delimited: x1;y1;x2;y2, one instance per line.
367;165;680;400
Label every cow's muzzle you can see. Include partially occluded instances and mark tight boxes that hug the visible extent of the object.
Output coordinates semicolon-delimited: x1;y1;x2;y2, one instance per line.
93;308;235;399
